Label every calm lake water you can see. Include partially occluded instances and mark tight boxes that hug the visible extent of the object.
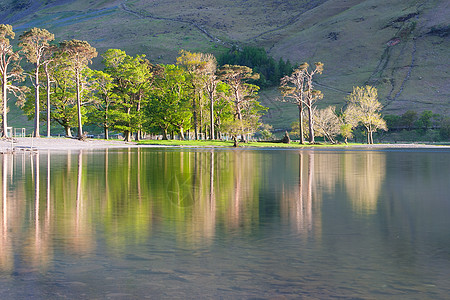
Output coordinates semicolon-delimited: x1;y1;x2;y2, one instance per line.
0;147;449;299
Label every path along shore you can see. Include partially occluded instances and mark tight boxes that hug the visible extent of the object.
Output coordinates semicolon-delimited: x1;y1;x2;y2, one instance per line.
1;137;449;152
0;137;139;152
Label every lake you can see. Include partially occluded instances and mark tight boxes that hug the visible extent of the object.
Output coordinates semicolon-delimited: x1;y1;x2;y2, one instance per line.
0;147;449;299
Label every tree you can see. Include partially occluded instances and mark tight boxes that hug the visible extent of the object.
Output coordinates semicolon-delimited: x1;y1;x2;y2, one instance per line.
340;124;353;144
314;106;340;143
42;46;57;137
86;69;117;139
217;64;264;143
401;110;418;130
217;65;259;121
345;86;387;144
280;68;307;144
200;53;218;139
280;62;324;144
440;117;450;140
103;49;154;141
47;53;79;137
177;50;209;140
416;110;434;132
59;39;97;139
19;27;55;137
145;64;192;140
0;24;26;137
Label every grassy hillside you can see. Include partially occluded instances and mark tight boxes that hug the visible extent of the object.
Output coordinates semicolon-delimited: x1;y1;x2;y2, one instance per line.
3;0;449;131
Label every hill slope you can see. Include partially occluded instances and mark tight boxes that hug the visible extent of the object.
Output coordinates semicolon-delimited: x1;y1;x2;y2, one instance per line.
3;0;450;129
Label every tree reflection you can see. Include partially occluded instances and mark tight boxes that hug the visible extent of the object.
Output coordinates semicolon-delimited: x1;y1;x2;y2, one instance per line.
343;152;386;214
280;151;321;237
0;154;13;272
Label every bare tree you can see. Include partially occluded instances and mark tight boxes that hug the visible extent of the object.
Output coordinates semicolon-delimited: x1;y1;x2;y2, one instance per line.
280;62;323;144
314;106;340;143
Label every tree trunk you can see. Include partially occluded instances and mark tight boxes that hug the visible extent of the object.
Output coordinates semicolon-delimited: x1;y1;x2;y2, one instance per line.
298;104;304;144
75;69;83;139
124;131;131;142
308;107;314;143
45;64;51;138
209;91;214;140
65;126;72;137
135;93;142;141
193;93;198;140
233;136;239;147
34;64;40;137
366;128;370;144
2;72;7;137
162;128;168;140
104;107;109;139
179;127;185;140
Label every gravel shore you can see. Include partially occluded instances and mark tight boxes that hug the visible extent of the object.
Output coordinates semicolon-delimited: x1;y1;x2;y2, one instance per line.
0;137;448;152
0;137;139;152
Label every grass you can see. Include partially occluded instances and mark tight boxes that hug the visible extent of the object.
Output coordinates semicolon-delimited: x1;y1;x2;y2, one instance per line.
138;139;371;148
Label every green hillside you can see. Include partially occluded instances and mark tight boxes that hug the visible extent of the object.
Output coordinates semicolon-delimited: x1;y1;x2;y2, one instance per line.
3;0;449;130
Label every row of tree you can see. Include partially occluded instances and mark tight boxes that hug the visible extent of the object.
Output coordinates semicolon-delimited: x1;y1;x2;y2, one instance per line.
0;25;267;143
1;24;390;145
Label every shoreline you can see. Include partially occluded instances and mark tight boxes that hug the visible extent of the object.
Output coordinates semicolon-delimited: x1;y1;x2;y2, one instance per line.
0;137;449;152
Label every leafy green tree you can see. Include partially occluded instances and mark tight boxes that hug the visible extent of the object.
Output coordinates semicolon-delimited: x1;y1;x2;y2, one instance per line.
0;24;26;137
19;27;54;137
86;69;117;139
439;117;450;140
218;46;293;87
59;39;97;139
102;49;154;141
416;110;434;132
145;64;192;140
340;124;353;144
177;50;210;140
213;82;234;138
345;86;387;144
401;110;418;130
217;64;264;144
217;64;259;122
384;114;402;130
48;54;80;136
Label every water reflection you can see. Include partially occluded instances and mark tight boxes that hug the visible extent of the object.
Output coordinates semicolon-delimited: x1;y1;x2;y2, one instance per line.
0;149;417;270
279;152;319;236
0;148;448;299
344;152;386;214
0;154;13;272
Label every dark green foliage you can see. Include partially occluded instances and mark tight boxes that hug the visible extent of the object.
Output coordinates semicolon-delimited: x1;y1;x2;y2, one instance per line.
218;46;293;87
401;110;418;130
384;114;401;130
440;117;450;140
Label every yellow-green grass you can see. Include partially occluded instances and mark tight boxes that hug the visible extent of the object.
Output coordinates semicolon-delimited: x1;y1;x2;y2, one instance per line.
138;139;371;148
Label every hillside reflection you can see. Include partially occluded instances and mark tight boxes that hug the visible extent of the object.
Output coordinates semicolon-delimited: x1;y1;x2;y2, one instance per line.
0;149;389;271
